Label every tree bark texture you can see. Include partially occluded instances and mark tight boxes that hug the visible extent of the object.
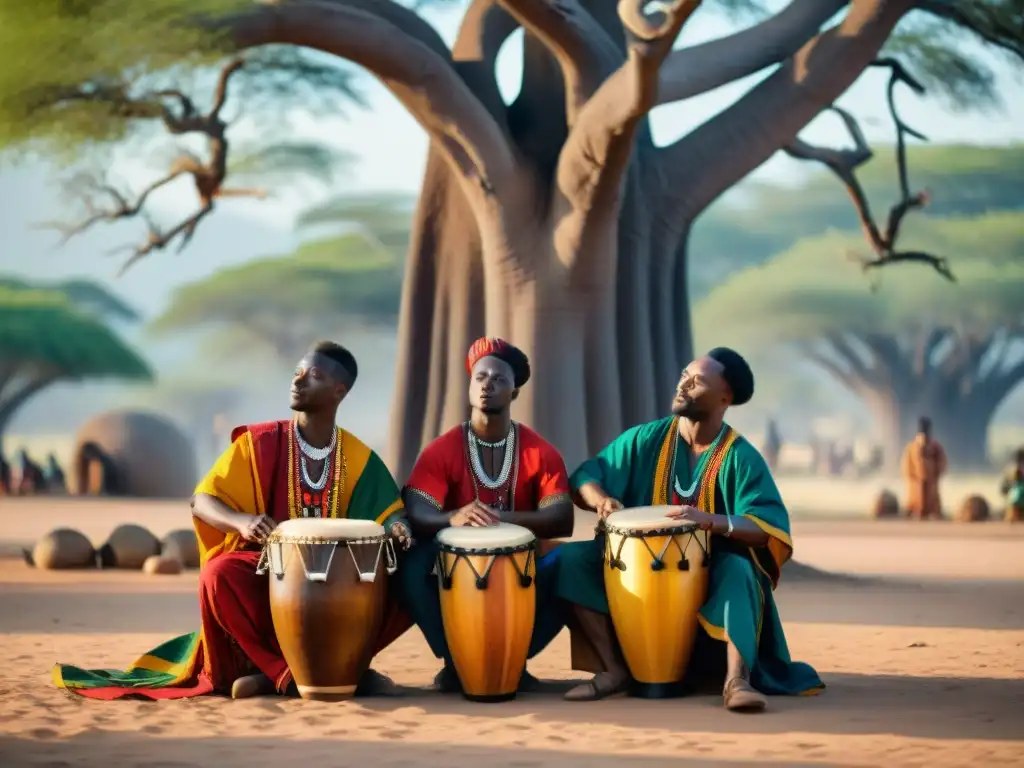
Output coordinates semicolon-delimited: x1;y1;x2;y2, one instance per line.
216;0;919;478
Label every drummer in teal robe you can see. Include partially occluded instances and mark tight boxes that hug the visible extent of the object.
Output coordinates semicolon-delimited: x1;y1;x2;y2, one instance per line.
554;347;824;711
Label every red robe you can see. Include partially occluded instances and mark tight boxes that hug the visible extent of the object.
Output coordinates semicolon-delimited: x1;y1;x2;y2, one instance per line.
63;420;410;700
198;421;412;693
405;423;570;524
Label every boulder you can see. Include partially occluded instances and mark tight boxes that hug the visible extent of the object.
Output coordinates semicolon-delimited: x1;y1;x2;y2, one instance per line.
26;528;96;569
956;494;990;523
161;529;200;569
99;523;161;569
871;489;900;519
142;555;184;576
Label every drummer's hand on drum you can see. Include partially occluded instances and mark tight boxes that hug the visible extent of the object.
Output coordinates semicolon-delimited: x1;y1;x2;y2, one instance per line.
450;501;499;527
239;514;276;543
389;521;414;551
594;497;624;520
665;505;714;530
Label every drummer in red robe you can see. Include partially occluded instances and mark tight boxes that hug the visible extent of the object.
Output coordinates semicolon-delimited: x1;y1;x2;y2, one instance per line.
53;341;414;701
400;337;575;694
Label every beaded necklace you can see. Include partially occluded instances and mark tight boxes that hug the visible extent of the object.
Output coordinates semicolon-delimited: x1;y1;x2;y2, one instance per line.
286;421;346;518
463;421;519;512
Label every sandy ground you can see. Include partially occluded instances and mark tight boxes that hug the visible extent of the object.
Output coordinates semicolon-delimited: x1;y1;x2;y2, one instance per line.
1;498;1023;767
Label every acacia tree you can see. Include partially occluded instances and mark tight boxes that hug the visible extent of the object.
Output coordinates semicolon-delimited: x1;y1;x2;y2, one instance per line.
696;212;1024;470
3;1;1022;476
0;286;152;453
149;232;404;361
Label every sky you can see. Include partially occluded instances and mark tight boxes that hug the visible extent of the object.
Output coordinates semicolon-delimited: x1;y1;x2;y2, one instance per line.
1;0;1022;452
2;0;1022;254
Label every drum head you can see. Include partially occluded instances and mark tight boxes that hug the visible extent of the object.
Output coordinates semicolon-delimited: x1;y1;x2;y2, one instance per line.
437;522;535;550
274;517;385;541
605;506;698;534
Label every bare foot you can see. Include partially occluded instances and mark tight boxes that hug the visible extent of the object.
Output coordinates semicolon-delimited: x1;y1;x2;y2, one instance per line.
355;668;403;697
231;673;276;700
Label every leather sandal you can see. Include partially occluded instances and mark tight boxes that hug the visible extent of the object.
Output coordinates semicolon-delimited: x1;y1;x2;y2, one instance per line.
563;672;629;702
723;677;767;712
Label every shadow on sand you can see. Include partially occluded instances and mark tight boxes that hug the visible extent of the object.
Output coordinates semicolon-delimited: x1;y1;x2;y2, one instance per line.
345;671;1024;742
2;575;1020;633
0;731;842;767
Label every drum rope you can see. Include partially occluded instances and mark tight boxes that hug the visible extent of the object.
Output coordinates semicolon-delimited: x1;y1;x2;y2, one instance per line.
254;534;396;581
606;529;709;572
438;547;535;591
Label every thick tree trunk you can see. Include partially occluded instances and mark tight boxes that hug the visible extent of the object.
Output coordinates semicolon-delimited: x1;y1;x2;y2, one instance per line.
378;0;918;481
388;150;485;482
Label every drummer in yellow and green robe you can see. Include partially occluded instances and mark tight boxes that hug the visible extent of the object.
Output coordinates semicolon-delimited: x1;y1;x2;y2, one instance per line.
552;347;824;711
52;341;414;700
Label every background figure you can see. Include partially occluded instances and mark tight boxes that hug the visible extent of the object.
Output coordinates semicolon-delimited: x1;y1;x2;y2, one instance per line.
762;418;782;472
13;449;45;496
43;453;66;494
999;448;1024;523
900;417;948;520
0;453;9;495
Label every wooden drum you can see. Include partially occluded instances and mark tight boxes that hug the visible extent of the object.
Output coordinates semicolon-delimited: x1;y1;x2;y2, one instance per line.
604;506;711;698
436;523;537;702
259;518;396;701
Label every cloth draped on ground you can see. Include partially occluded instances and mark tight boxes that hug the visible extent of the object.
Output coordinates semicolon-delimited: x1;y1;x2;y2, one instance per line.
53;419;410;699
399;423;570;661
552;416;824;696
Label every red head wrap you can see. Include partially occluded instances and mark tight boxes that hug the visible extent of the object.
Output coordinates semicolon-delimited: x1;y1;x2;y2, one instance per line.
466;337;531;387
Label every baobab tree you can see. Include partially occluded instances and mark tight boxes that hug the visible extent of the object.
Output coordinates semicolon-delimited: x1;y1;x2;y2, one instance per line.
3;1;1021;476
696;211;1024;470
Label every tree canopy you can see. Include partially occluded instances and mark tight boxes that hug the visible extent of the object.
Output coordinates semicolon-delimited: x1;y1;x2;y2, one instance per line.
149;232;403;361
0;285;153;449
696;210;1024;468
0;277;141;322
690;143;1024;293
696;211;1024;342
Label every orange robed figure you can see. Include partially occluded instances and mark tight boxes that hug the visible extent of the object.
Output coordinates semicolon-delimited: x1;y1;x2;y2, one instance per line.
900;417;948;520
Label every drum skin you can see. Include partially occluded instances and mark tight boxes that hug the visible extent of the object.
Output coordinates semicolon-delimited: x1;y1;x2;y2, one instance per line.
268;519;388;702
603;506;711;697
437;523;537;702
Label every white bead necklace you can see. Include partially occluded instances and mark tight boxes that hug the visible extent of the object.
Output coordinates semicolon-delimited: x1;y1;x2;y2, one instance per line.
467;423;515;490
294;421;336;461
301;455;331;490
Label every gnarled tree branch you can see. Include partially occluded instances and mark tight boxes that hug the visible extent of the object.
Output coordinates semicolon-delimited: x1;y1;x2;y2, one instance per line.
554;0;703;272
42;58;257;274
495;0;620;125
223;0;515;201
657;0;848;105
663;0;917;219
783;58;954;282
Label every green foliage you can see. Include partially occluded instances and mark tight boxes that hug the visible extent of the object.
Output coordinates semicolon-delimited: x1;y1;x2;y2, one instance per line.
228;140;357;188
0;276;141;322
690;144;1024;294
0;287;152;381
694;211;1024;346
296;191;416;254
0;0;363;162
149;233;404;360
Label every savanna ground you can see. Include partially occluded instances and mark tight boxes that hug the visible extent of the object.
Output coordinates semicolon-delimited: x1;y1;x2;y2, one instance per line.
1;485;1022;768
